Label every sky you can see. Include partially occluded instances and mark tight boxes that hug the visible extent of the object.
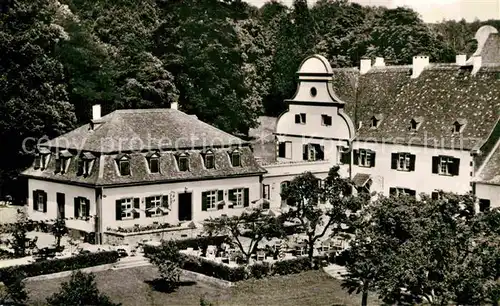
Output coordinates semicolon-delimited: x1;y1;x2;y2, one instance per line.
245;0;500;23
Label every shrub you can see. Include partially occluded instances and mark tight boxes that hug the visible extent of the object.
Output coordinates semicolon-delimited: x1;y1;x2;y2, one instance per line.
179;253;247;282
334;249;350;266
250;262;271;279
143;236;229;257
0;251;119;281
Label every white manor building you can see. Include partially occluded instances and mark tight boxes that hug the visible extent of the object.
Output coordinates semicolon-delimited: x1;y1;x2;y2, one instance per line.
23;26;500;244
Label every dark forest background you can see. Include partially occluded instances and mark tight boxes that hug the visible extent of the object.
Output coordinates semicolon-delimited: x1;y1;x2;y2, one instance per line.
0;0;497;200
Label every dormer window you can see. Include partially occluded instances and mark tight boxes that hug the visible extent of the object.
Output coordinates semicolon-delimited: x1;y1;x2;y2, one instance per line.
410;117;423;132
453;119;467;134
230;149;241;167
36;147;51;170
203;150;215;169
371;114;383;128
295;113;306;124
146;151;160;174
175;153;189;172
55;150;72;174
116;154;131;176
78;152;95;177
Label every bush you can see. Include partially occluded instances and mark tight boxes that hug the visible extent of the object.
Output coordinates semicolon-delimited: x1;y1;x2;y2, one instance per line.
180;253;247;282
250;262;271;279
334;249;350;266
0;251;119;281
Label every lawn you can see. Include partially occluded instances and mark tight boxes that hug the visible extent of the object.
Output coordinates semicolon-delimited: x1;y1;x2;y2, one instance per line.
26;266;378;306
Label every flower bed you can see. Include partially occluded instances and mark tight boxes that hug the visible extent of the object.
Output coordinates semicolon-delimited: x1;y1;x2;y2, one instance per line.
106;223;180;234
0;250;119;282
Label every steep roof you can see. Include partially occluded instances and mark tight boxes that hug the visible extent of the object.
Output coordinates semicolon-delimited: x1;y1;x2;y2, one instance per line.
331;65;500;151
476;139;500;185
42;109;245;153
23;147;266;187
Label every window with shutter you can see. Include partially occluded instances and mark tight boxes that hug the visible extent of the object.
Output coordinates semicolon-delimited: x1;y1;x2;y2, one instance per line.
120;198;134;219
146;195;163;217
434;156;457;176
229;188;244;207
339;148;350;164
358;149;373;167
204;190;218;210
432;156;439;174
302;144;308;160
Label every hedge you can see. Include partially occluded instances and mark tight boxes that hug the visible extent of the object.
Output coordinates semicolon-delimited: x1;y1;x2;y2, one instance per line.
0;251;119;282
177;253;329;282
143;236;229;256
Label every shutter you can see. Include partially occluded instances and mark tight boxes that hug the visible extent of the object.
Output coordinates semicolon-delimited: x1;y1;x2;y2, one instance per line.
42;191;47;213
432;156;439;174
133;198;140;219
244;188;249;207
389;188;396;196
318;145;325;160
228;189;235;208
302;113;306;123
452;158;460;176
295;114;300;123
340;150;351;164
85;199;90;217
115;200;122;220
391;153;398;169
409;154;416;171
162;196;169;208
201;192;208;211
369;151;376;167
217;190;224;210
303;144;308;161
145;197;152;218
162;196;169;215
74;197;80;218
278;142;286;158
33;190;38;211
353;150;359;165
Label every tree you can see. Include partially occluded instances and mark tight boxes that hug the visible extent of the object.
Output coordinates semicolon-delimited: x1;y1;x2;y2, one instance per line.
281;166;362;266
144;240;182;292
6;211;38;258
51;218;68;249
204;209;285;264
343;192;500;305
0;0;76;198
47;270;120;306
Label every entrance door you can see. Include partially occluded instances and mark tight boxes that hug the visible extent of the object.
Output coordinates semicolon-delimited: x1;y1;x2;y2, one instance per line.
56;193;65;219
178;192;192;221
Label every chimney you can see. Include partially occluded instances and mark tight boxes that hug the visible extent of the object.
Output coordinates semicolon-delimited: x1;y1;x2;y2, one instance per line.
360;58;371;75
456;54;467;66
411;55;429;78
472;55;482;75
92;104;101;121
170;101;178;110
374;57;385;67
